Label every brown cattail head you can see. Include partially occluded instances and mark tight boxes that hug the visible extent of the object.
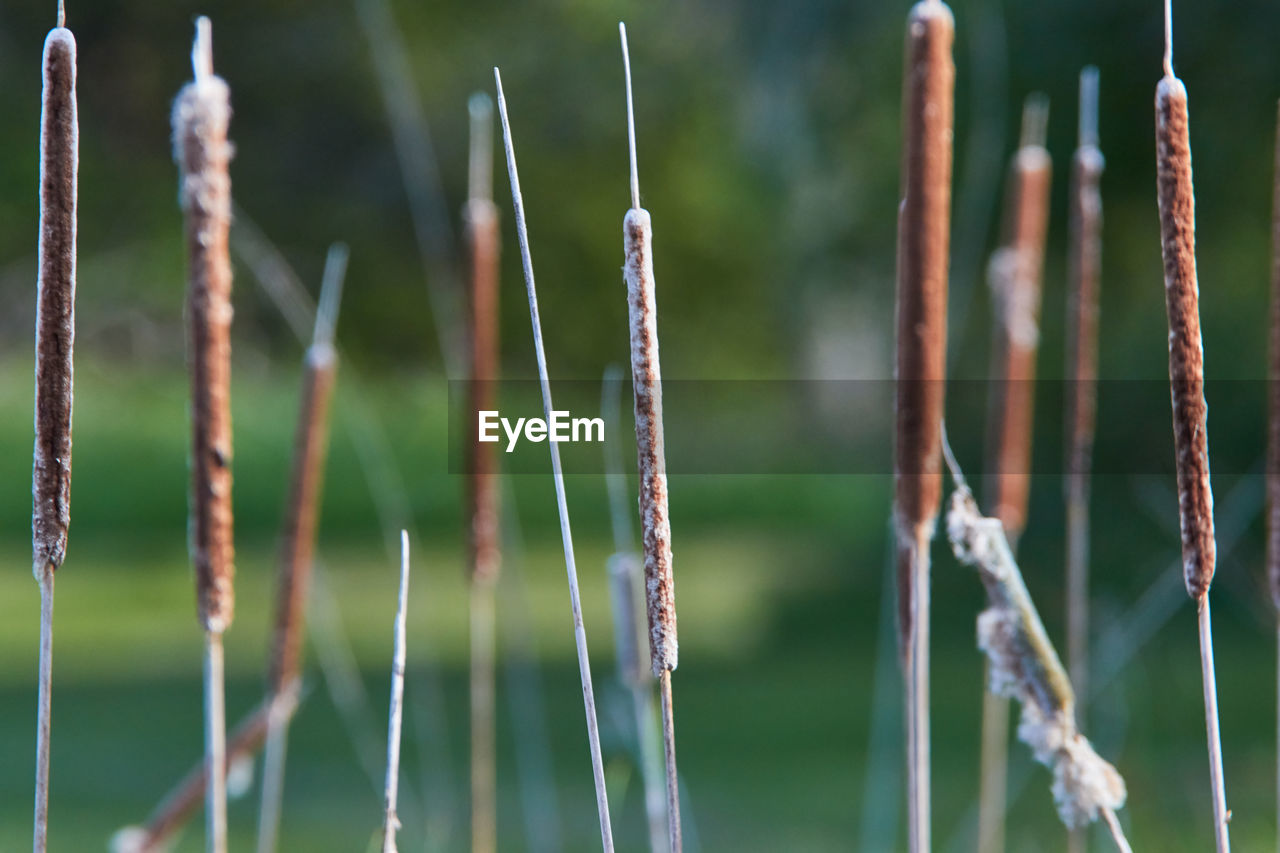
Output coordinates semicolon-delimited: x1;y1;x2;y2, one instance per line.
893;0;954;648
32;26;78;579
467;92;502;586
173;17;235;633
985;95;1051;544
1066;70;1104;485
1155;74;1215;600
1269;100;1280;614
624;208;677;676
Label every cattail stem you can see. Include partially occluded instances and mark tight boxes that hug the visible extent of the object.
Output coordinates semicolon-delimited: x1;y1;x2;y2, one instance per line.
495;66;616;852
382;532;411;853
1154;3;1228;846
33;568;55;853
895;5;954;850
620;25;682;851
256;244;346;853
1271;95;1280;853
204;632;227;853
32;14;77;851
466;91;501;853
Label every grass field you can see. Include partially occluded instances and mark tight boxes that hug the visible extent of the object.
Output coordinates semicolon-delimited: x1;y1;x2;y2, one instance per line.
0;360;1274;850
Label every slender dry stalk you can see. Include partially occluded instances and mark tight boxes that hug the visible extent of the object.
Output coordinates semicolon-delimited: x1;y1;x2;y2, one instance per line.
172;18;234;853
382;532;411;853
1065;67;1102;853
942;439;1130;851
465;91;502;853
1270;96;1280;853
1155;3;1228;849
32;11;77;851
620;25;685;852
893;5;954;850
494;66;616;852
978;93;1051;853
256;244;347;853
111;690;300;853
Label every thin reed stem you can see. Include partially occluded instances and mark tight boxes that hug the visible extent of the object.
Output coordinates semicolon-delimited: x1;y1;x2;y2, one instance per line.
204;633;227;853
382;532;411;853
1102;808;1133;853
659;671;682;853
1269;95;1280;853
34;569;55;853
495;66;615;852
469;581;497;853
1199;597;1229;851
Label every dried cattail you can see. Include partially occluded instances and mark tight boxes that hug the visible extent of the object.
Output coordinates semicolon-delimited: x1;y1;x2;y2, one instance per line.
1065;66;1102;704
495;65;616;852
620;24;683;853
894;4;953;852
173;17;235;635
257;244;346;853
466;92;502;587
985;95;1051;544
32;13;77;852
33;22;78;581
1155;3;1228;849
942;460;1128;840
465;91;501;853
172;18;234;853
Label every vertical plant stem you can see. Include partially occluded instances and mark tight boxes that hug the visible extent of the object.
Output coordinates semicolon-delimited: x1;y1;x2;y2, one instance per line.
34;569;55;853
1268;94;1280;853
1155;3;1228;848
382;532;411;853
470;581;497;853
32;11;77;850
494;66;615;852
204;632;227;853
659;671;682;853
895;4;955;851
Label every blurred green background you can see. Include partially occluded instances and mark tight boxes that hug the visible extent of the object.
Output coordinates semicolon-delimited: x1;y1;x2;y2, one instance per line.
0;0;1279;850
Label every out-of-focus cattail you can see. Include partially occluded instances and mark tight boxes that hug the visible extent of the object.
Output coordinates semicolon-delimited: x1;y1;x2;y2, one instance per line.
32;9;77;852
172;18;234;853
465;90;502;853
1065;67;1102;701
1154;3;1228;849
257;244;346;853
978;92;1051;853
894;4;954;852
1270;101;1280;617
985;94;1051;545
174;16;235;635
620;24;683;853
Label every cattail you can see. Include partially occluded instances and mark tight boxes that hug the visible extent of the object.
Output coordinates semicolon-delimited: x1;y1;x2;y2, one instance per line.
257;244;347;853
894;4;953;852
32;6;77;850
620;24;685;853
1065;67;1102;712
1154;2;1228;849
985;94;1051;545
495;66;616;852
174;17;235;635
465;91;501;853
381;532;411;853
172;17;234;853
